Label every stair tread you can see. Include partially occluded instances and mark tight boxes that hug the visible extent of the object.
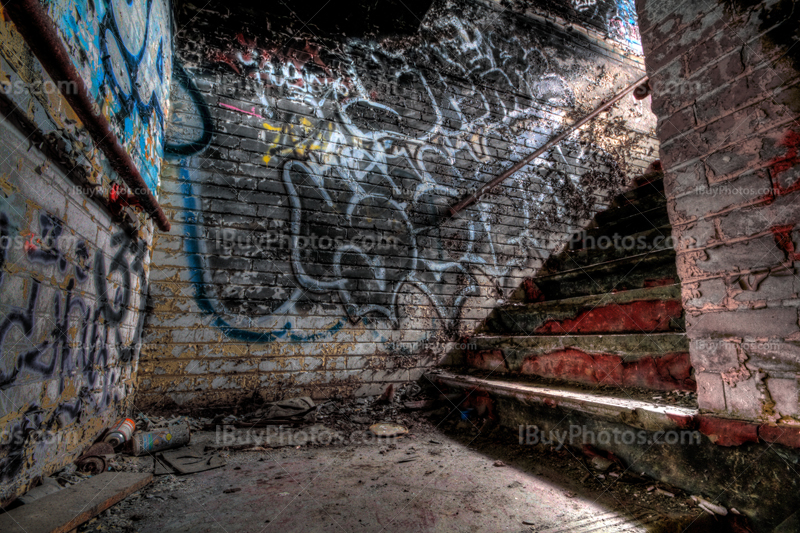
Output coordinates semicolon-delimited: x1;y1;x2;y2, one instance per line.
564;224;672;254
471;332;686;339
428;371;699;426
538;247;675;279
466;332;689;359
500;284;682;312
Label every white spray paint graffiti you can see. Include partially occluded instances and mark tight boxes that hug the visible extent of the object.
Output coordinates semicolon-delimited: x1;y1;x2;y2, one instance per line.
172;0;647;342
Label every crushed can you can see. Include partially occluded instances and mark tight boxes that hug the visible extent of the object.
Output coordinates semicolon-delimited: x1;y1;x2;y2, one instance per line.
131;419;191;456
103;418;136;448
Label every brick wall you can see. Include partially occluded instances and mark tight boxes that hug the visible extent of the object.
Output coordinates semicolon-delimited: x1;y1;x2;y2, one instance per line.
0;2;168;503
637;0;800;421
137;0;658;411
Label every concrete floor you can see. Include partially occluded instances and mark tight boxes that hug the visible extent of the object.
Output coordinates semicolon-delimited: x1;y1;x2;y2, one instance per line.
78;420;721;533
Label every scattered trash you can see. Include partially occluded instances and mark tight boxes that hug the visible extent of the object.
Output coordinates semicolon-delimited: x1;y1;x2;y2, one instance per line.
104;418;136;448
369;423;409;438
223;397;318;428
132;420;191;456
75;442;115;474
153;445;226;475
377;384;395;404
691;495;728;516
493;460;506;467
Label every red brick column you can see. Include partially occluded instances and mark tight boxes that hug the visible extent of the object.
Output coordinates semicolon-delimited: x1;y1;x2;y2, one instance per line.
636;0;800;422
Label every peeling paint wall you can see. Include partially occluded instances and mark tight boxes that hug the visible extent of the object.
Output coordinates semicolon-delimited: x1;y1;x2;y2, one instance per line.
138;0;657;411
637;0;800;422
46;0;173;193
0;5;160;504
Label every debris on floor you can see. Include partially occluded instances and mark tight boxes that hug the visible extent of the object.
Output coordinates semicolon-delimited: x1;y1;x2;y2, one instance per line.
154;446;226;475
369;422;408;437
7;386;758;532
75;442;115;474
131;419;192;456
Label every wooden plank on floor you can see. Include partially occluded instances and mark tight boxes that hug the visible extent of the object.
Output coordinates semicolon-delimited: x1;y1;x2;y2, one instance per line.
0;472;152;533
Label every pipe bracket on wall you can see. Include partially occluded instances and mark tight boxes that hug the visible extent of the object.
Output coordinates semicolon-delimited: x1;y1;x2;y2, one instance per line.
448;75;649;217
1;0;172;232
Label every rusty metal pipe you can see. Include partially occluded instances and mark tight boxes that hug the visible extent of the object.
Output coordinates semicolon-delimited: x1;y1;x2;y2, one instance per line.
449;74;649;217
2;0;171;232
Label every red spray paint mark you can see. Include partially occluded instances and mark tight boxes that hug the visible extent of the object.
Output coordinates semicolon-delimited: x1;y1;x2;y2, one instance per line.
757;130;800;203
108;183;143;216
698;416;759;446
209;51;242;74
465;350;508;372
518;348;695;391
522;279;545;302
771;224;800;261
219;103;265;119
23;233;38;254
535;299;683;334
236;33;256;48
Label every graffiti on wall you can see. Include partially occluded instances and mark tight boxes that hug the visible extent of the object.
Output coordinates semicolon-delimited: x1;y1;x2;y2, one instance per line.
47;0;172;192
166;0;644;346
572;0;641;51
0;209;147;488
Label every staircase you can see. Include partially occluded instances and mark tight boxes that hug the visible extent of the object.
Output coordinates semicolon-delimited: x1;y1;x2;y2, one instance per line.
439;170;693;396
428;172;708;484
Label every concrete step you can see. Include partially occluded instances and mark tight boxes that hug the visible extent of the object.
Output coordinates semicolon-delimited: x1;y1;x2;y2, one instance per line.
428;371;697;432
534;248;679;301
552;225;673;271
454;332;693;391
484;285;684;335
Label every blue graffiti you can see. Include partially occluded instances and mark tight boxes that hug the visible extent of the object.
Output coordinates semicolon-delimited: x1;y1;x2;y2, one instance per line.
100;0;169;127
164;62;213;157
178;163;345;343
165;59;346;343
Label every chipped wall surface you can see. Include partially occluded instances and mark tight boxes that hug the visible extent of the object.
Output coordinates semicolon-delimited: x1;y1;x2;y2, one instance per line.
0;9;154;503
137;0;658;410
46;0;173;193
637;0;800;422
